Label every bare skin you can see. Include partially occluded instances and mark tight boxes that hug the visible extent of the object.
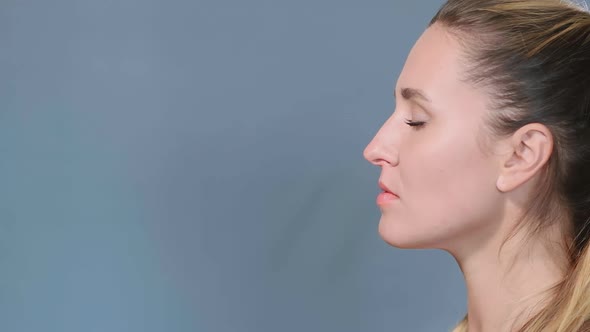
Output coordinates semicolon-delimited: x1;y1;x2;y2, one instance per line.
363;23;568;332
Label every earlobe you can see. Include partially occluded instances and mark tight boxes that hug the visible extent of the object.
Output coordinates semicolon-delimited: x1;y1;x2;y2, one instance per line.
495;124;553;193
496;176;508;193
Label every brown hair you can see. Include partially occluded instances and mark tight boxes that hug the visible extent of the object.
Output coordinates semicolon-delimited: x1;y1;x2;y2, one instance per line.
428;0;590;331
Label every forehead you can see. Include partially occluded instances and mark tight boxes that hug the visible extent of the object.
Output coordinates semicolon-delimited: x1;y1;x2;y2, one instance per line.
398;25;460;91
397;25;463;95
396;24;490;117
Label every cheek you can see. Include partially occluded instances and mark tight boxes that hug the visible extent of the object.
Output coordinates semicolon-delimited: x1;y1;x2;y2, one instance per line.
397;135;499;241
404;125;493;198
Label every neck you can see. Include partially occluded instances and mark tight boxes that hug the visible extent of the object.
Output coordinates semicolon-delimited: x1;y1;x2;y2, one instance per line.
451;223;567;332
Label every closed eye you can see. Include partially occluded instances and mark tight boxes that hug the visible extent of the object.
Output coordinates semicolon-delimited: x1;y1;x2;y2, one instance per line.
404;119;426;129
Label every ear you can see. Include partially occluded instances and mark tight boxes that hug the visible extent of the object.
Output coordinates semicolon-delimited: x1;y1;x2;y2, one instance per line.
496;123;554;193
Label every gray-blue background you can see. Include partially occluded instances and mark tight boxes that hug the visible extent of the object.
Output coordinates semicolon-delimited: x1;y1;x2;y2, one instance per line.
1;0;466;331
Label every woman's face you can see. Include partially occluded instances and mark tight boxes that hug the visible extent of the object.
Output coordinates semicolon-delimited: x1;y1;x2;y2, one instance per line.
364;24;505;252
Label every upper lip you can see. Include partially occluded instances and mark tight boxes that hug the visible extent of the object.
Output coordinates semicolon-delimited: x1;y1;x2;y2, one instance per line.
379;181;398;196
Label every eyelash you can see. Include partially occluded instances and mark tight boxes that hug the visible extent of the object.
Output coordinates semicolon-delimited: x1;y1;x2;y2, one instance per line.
404;119;426;129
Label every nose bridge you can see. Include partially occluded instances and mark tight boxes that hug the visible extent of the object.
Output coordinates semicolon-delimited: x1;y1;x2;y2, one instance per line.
364;113;400;166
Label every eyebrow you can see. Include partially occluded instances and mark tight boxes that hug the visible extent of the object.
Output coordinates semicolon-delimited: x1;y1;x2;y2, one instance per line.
395;87;432;103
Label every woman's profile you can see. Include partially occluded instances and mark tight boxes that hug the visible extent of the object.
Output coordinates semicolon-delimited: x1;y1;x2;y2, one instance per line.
363;0;590;331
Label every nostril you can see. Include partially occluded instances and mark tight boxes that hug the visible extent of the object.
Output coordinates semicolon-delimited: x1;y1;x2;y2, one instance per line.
373;159;389;167
364;146;382;165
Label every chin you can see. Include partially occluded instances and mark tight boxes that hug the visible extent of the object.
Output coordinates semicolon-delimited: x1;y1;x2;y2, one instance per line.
377;217;446;250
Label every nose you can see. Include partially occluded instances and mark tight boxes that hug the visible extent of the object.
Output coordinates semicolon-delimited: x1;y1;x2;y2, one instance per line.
363;116;399;167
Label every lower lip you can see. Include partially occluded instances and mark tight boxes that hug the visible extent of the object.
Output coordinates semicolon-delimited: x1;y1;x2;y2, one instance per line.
377;191;399;205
